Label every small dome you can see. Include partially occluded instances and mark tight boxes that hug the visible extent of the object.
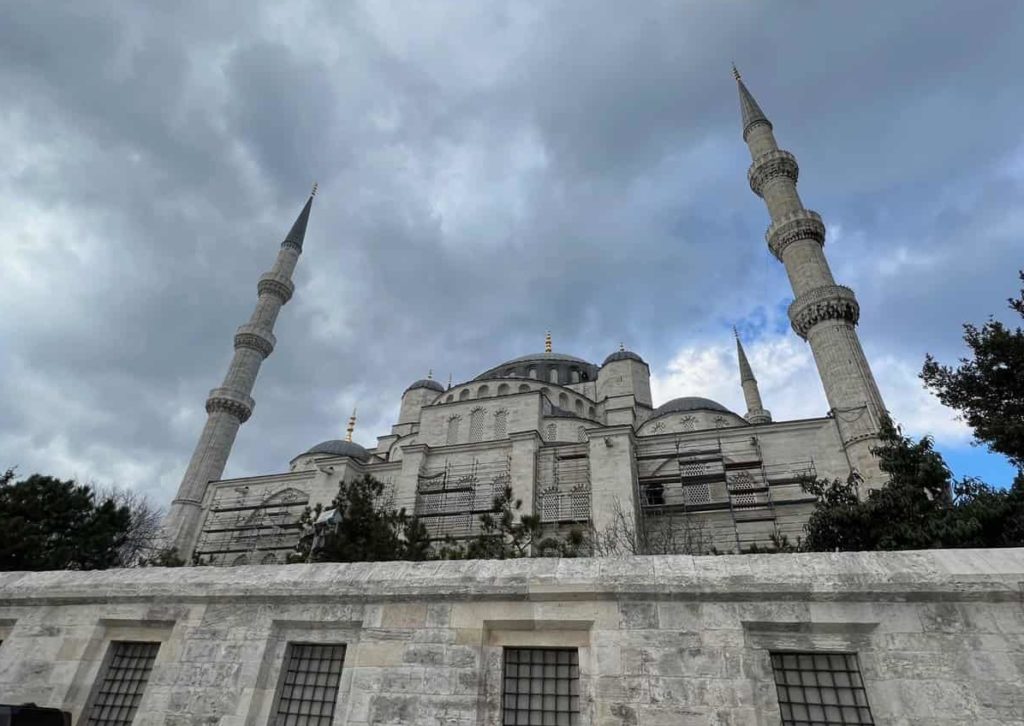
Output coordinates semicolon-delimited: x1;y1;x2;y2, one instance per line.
602;349;646;366
303;439;370;461
653;396;734;416
405;378;445;394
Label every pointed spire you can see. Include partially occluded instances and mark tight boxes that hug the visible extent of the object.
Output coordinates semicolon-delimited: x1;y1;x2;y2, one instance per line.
545;331;552;353
345;407;357;442
734;328;756;383
734;67;772;140
283;186;317;251
427;368;433;380
447;372;452;390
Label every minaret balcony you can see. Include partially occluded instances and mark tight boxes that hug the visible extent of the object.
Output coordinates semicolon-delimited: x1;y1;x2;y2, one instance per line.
766;209;825;261
234;324;276;357
787;284;860;340
747;149;798;197
205;387;255;422
258;272;295;303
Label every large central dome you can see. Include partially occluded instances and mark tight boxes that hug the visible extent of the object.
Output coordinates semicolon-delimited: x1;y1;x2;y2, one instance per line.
474;352;599;383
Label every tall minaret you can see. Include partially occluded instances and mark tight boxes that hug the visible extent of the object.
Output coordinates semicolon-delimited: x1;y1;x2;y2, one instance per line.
164;187;317;557
735;69;886;484
734;329;771;424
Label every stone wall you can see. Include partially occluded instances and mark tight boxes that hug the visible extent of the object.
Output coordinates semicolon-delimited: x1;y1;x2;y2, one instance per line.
1;549;1022;725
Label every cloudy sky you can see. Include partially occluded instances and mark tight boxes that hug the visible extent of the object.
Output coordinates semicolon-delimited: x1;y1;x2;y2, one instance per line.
2;1;1022;507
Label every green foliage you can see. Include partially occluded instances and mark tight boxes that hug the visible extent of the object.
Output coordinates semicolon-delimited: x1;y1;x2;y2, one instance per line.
921;270;1024;470
447;485;584;560
293;475;430;563
800;421;1024;552
0;471;133;571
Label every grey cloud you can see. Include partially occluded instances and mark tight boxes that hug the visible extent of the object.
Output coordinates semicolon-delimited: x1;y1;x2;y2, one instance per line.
1;0;1022;502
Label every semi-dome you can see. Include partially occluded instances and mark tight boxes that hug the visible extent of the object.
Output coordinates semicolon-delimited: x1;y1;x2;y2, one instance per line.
404;378;445;394
653;396;734;416
602;349;646;366
303;439;370;461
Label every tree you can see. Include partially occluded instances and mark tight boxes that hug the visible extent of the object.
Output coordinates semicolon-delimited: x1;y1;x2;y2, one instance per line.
97;485;166;566
921;270;1024;470
799;420;1024;552
0;471;133;571
292;475;430;563
452;485;584;559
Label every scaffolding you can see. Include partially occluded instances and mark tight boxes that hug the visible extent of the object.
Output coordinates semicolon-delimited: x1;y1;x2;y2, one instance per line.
635;434;816;553
194;485;310;564
415;456;511;541
535;444;591;524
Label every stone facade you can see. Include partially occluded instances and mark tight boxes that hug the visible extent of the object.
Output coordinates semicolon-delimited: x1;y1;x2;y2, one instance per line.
1;550;1023;725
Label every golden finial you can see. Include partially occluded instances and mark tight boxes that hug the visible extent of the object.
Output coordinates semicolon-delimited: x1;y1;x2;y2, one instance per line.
427;368;433;380
311;182;318;197
732;64;741;81
619;342;625;352
545;331;552;353
345;407;357;442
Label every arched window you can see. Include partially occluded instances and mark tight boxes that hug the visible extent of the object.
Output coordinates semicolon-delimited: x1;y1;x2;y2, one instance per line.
447;415;461;445
528;367;537;379
559;393;569;409
478;385;490;398
545;423;557;442
571;368;581;383
494;409;508;438
548;368;559;383
469;408;484;442
446;394;454;403
577;426;588;442
497;383;510;396
232;554;249;566
575;399;584;415
588;406;595;418
459;389;470;401
260;552;277;565
505;369;515;377
518;384;530;393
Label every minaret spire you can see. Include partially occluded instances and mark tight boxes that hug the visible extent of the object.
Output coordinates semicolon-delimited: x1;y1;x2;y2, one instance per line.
346;408;357;442
544;331;552;353
734;328;771;424
163;188;316;558
737;73;886;484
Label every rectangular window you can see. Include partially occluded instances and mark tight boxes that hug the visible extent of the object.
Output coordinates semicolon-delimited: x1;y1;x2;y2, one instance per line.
270;643;346;726
503;648;580;726
771;651;874;725
83;641;160;726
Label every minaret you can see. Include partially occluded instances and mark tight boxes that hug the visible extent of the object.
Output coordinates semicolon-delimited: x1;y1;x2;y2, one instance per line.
734;329;771;424
735;69;886;483
345;408;357;442
164;187;317;557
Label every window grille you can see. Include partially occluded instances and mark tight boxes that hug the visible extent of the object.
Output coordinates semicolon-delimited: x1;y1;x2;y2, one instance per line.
494;410;508;438
271;643;346;726
469;408;485;442
576;426;587;443
83;641;160;726
771;651;874;726
682;481;711;506
447;416;461;445
546;424;557;442
681;461;709;477
679;415;696;431
503;648;580;726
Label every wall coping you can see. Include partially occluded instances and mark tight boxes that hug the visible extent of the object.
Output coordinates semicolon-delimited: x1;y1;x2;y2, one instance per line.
0;549;1022;606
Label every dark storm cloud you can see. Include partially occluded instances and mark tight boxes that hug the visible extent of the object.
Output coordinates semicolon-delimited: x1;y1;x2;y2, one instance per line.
1;1;1022;502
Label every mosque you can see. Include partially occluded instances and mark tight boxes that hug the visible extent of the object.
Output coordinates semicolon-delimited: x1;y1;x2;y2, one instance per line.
163;71;888;564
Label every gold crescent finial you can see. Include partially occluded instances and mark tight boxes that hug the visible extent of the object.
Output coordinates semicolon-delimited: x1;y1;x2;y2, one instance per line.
311;182;318;197
545;331;552;353
345;407;357;442
732;64;741;81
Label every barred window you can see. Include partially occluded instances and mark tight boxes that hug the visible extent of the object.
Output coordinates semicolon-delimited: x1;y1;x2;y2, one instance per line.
447;415;461;445
771;651;874;726
83;641;160;726
469;408;485;442
503;648;580;726
271;643;346;726
494;409;508;439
